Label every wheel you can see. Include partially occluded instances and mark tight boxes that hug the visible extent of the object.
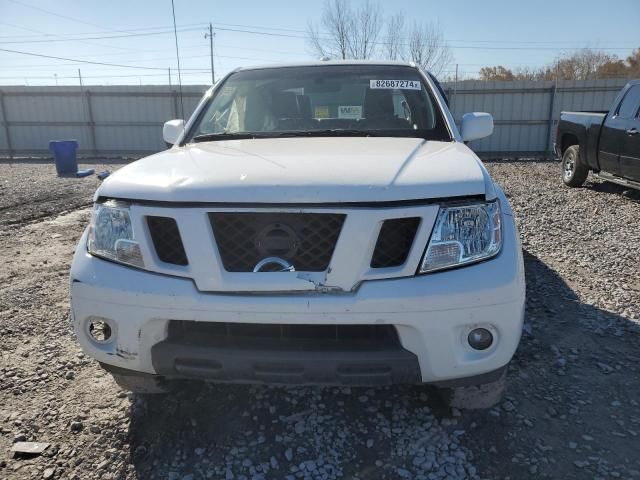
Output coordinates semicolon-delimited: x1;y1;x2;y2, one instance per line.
562;145;589;187
111;372;171;394
440;369;506;410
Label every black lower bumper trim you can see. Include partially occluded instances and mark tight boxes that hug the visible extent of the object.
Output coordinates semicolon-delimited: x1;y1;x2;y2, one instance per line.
150;341;422;386
100;361;509;389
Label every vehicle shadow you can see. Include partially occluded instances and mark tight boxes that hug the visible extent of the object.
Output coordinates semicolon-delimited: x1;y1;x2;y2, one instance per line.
461;249;640;479
584;177;640;200
125;249;640;480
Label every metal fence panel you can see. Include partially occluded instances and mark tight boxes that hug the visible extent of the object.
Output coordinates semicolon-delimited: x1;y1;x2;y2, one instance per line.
0;85;208;156
95;125;164;153
0;91;8;151
91;95;175;123
443;78;629;157
0;79;632;158
10;125;92;152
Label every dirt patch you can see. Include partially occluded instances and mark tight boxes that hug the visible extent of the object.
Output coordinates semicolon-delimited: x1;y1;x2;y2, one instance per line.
0;161;123;229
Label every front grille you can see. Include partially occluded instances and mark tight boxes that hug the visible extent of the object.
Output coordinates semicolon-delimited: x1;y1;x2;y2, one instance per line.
370;217;421;268
147;216;188;266
166;320;401;350
209;213;345;272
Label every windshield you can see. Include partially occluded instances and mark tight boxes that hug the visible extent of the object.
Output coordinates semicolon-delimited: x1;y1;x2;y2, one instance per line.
185;65;451;142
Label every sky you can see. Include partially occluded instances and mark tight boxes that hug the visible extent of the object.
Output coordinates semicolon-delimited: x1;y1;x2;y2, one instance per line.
0;0;638;86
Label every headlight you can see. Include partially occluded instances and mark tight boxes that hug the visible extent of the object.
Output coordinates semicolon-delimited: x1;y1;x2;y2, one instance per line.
87;201;145;268
419;200;502;273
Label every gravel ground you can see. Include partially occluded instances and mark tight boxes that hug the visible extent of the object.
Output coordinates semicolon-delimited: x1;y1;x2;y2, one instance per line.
0;160;639;480
0;161;125;227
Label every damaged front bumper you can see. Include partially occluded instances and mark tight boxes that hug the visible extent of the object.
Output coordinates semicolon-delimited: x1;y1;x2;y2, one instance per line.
69;211;525;386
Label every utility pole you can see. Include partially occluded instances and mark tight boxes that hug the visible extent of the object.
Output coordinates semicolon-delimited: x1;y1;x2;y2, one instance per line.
205;22;215;85
168;67;172;89
54;73;58;86
453;64;459;111
78;68;83;89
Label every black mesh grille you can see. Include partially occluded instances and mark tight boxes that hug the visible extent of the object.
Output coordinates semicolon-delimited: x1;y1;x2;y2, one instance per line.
209;212;345;272
167;320;401;349
147;216;188;266
370;217;420;268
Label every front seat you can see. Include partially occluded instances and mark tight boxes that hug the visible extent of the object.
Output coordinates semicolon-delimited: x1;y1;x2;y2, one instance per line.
364;89;407;129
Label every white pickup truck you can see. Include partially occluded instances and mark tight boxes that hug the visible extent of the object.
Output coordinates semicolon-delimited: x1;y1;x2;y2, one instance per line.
70;61;525;409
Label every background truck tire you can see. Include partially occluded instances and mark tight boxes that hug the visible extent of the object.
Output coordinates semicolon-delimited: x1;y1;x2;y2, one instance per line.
441;369;507;410
111;372;171;394
562;145;589;187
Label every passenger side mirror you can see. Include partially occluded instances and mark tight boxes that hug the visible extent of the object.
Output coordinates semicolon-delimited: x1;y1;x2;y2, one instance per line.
163;119;185;146
460;112;494;142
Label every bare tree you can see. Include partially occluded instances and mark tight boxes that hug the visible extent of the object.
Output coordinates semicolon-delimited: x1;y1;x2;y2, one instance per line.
307;0;383;60
307;0;353;60
403;21;452;76
383;13;405;61
348;0;383;59
307;1;453;73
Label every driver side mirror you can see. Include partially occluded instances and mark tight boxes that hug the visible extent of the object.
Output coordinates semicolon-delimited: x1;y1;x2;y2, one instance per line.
460;112;494;142
163;119;185;146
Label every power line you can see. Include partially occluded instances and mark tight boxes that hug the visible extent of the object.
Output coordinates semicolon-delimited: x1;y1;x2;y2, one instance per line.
214;26;308;39
0;46;203;71
0;22;209;39
0;26;206;44
0;42;213;63
212;21;637;48
5;0;120;31
3;0;162;34
4;16;628;49
212;22;311;35
0;52;297;70
210;24;637;51
0;70;211;80
0;21;147;53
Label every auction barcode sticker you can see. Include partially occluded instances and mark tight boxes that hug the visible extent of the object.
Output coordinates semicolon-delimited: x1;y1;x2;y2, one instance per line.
370;80;421;90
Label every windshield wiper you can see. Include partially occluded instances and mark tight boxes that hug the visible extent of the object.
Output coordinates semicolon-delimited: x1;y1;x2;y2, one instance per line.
192;129;437;142
191;132;271;142
273;129;429;138
275;129;372;137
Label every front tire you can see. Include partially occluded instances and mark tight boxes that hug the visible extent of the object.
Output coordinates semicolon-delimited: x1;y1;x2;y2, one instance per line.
440;369;506;410
562;145;589;187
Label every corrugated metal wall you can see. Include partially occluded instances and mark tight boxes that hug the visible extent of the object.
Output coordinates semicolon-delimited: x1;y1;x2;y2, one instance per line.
442;78;629;157
0;85;206;156
0;79;631;158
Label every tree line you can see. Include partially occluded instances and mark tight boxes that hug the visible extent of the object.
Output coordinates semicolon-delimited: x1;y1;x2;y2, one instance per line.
479;49;640;81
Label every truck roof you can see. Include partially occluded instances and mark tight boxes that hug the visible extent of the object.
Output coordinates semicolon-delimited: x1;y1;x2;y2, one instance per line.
233;59;421;73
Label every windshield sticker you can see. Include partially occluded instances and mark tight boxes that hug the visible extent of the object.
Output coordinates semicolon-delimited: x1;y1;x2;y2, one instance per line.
370;80;421;90
338;105;362;119
314;105;329;119
220;86;235;96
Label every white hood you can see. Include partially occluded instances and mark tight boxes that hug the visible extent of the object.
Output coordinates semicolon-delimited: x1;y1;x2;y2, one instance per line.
98;137;488;203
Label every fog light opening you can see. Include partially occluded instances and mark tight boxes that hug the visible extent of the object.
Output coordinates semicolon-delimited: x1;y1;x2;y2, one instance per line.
88;318;112;344
468;328;493;350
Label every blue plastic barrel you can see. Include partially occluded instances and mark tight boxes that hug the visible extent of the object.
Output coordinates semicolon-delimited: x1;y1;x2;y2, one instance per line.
49;140;79;176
